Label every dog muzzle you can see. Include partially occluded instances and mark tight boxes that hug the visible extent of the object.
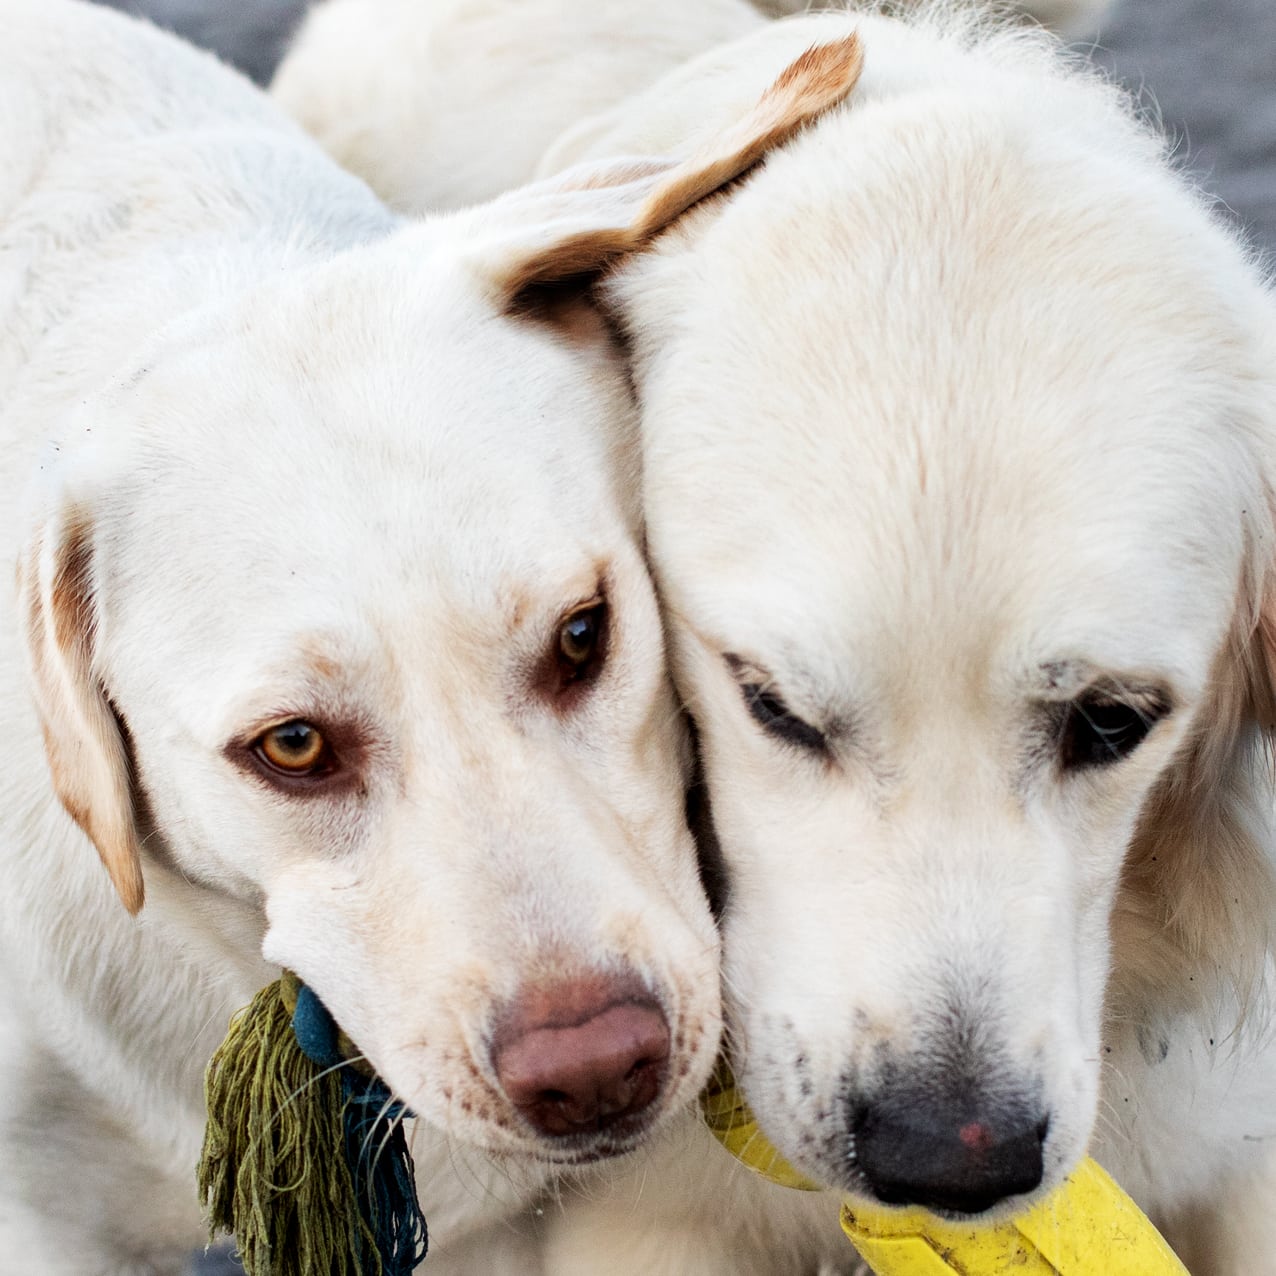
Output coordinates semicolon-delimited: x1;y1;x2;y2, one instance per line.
699;1059;1188;1276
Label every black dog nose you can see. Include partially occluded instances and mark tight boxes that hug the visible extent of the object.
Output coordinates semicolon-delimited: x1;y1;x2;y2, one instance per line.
853;1090;1047;1215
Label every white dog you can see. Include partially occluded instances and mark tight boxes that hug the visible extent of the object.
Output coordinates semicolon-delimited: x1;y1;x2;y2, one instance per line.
271;0;1105;215
0;2;860;1271
271;3;1276;1273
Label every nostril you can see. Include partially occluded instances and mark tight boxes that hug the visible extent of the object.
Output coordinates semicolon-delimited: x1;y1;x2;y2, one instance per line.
492;977;671;1139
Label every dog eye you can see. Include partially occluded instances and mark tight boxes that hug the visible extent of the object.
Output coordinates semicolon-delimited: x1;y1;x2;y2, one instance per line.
253;720;334;777
556;600;608;685
1058;694;1164;769
740;682;827;753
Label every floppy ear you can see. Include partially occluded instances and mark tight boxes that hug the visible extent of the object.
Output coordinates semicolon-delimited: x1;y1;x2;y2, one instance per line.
469;34;864;305
1249;553;1276;730
1114;501;1276;1023
17;503;144;914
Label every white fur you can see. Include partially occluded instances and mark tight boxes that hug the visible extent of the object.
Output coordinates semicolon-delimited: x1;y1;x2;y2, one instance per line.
270;0;1103;215
0;2;742;1270
271;0;767;213
598;10;1276;1275
757;0;1111;31
269;2;1276;1273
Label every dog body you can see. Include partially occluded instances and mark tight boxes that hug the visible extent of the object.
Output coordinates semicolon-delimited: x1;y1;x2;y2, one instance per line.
590;11;1276;1274
271;4;1276;1272
271;0;767;213
0;1;824;1268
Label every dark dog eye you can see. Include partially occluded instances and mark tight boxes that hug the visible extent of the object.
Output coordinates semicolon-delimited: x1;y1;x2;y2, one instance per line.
741;682;827;753
1058;694;1165;769
553;599;608;693
560;604;603;666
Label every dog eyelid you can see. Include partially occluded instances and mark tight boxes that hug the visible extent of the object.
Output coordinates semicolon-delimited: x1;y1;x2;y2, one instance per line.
723;653;828;754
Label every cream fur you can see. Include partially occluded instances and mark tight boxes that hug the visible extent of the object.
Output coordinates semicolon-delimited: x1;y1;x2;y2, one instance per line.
271;0;768;213
0;0;858;1268
597;9;1276;1275
270;2;1276;1273
757;0;1110;30
271;0;1101;216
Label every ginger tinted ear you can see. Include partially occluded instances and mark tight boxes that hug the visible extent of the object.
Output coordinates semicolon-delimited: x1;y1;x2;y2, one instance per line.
479;33;865;303
17;506;143;914
1115;491;1276;1019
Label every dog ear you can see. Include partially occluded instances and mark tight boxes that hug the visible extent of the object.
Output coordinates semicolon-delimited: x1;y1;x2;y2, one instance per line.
472;34;864;306
1249;557;1276;729
17;504;144;914
1114;502;1276;1022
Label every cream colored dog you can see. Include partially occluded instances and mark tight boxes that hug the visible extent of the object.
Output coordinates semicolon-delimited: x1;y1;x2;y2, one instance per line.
564;12;1276;1276
272;3;1276;1274
0;2;861;1271
272;0;1105;215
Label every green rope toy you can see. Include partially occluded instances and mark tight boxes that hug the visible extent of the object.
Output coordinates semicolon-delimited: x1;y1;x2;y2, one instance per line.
197;970;427;1276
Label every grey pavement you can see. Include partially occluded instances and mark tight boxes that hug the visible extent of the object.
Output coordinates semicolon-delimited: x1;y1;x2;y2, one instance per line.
96;0;307;83
1088;0;1276;253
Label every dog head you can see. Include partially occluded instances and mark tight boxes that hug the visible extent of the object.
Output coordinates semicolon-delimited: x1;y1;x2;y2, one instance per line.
15;37;862;1166
610;15;1276;1213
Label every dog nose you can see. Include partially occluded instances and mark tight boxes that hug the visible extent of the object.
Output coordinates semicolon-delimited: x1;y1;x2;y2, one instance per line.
492;975;670;1137
853;1088;1047;1214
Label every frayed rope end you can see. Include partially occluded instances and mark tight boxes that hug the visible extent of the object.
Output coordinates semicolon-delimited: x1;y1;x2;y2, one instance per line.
197;974;427;1276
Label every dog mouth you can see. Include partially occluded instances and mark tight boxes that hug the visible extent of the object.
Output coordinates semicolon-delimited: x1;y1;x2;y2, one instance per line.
833;1165;1051;1223
721;1050;1057;1220
522;1116;669;1165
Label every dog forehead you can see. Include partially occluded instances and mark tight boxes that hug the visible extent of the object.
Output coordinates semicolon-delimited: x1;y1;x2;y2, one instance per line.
86;283;635;685
648;366;1246;698
638;106;1261;685
113;238;629;509
633;80;1261;438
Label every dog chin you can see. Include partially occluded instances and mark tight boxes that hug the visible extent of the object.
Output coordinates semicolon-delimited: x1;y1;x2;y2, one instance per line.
823;1157;1065;1223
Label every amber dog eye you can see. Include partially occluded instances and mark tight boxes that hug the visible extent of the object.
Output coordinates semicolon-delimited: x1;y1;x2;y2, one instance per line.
254;720;331;776
559;602;605;667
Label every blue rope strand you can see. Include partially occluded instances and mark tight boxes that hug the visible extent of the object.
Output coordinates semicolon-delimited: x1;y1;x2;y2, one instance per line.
292;983;428;1273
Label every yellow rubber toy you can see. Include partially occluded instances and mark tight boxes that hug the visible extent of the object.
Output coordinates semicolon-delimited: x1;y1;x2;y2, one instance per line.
700;1061;1188;1276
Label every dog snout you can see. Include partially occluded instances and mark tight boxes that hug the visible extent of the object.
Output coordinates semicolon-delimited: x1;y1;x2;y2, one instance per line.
852;1083;1048;1215
492;973;670;1138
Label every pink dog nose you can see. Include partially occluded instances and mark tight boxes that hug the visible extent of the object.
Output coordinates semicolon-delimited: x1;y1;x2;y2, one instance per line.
493;976;670;1137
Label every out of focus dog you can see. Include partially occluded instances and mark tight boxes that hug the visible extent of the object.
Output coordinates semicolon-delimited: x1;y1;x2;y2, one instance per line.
272;0;1105;213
